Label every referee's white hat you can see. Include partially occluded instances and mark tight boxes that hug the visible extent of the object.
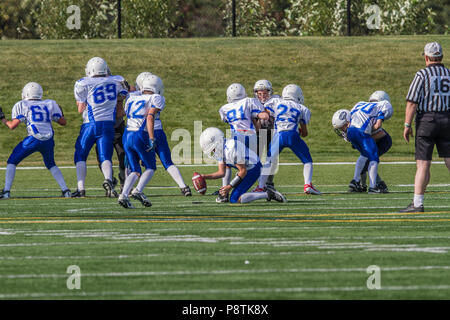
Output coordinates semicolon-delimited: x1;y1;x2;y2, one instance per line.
423;42;443;57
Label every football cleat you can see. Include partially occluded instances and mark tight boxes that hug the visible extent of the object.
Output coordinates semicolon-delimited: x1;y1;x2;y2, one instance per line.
0;189;10;199
131;190;152;207
399;202;424;213
211;190;220;196
304;184;321;195
348;179;363;193
266;181;275;189
103;179;118;198
180;186;192;197
266;187;287;203
118;195;135;209
71;189;86;198
361;184;368;192
61;189;72;198
377;181;389;193
216;194;229;203
368;187;382;194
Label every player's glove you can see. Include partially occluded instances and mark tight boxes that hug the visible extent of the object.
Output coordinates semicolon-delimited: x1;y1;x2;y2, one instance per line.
146;138;155;152
0;107;5;120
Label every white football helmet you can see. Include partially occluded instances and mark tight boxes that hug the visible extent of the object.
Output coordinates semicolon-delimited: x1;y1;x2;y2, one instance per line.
253;80;273;103
85;57;109;77
226;83;247;103
135;71;153;91
141;75;164;95
369;91;390;103
282;84;304;104
332;109;351;139
22;82;43;100
199;127;224;160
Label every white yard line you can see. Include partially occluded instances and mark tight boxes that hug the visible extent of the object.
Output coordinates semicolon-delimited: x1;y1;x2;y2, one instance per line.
1;265;450;279
0;161;445;170
1;284;450;299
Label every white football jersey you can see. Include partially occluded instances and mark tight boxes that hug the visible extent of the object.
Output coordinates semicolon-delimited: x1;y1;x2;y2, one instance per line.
12;99;63;141
265;98;311;132
219;97;264;134
215;139;259;169
124;93;165;131
74;75;128;123
349;100;392;135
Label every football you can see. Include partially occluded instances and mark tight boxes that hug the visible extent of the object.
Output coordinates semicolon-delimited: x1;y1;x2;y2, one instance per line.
192;172;207;195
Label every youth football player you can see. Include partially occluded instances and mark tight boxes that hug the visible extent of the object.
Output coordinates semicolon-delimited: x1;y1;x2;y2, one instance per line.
117;76;163;209
256;84;321;195
198;127;287;204
72;57;128;198
0;82;71;199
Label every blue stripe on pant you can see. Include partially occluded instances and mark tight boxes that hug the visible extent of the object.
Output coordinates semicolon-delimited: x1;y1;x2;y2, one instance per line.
229;162;262;203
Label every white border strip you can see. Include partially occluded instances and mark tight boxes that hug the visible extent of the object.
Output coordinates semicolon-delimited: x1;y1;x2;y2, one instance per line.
0;161;445;170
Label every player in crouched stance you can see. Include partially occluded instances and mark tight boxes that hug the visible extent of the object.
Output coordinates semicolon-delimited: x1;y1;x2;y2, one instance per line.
0;82;71;199
256;84;321;195
117;76;164;209
334;91;393;194
198;127;287;204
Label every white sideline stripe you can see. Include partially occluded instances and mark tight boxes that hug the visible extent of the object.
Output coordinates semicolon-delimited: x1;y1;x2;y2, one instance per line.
0;161;445;170
1;266;449;279
1;284;450;298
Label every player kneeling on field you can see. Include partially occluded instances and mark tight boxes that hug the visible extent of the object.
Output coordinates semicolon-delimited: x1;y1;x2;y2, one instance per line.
197;127;287;204
0;82;71;199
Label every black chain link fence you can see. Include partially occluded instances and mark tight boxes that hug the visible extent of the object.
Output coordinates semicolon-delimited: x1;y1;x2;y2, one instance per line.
0;0;448;39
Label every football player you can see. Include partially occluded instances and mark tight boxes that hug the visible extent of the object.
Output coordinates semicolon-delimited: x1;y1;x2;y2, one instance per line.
72;57;128;198
334;91;394;194
126;71;192;197
256;84;321;195
198;127;287;204
0;82;71;199
216;83;266;202
118;76;163;209
253;79;279;190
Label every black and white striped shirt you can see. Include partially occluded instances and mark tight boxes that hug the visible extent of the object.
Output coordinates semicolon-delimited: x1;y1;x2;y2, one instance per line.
406;63;450;112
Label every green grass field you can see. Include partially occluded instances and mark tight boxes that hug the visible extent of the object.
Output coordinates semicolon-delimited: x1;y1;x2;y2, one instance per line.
0;36;449;301
0;162;449;300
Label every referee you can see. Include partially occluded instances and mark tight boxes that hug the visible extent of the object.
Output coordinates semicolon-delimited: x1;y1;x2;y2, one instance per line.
400;42;450;213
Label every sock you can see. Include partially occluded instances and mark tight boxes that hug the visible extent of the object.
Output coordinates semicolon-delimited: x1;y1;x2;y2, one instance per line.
222;167;232;187
49;166;68;191
76;161;86;191
166;165;186;188
121;172;139;197
134;169;155;193
353;156;368;182
239;192;268;203
303;162;313;185
414;194;424;207
101;160;113;181
258;174;269;189
360;172;367;186
368;161;378;189
376;174;382;184
4;164;16;191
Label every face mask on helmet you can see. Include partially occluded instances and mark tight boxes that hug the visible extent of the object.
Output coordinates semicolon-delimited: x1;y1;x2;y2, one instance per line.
332;109;351;139
200;127;225;160
253;80;273;103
